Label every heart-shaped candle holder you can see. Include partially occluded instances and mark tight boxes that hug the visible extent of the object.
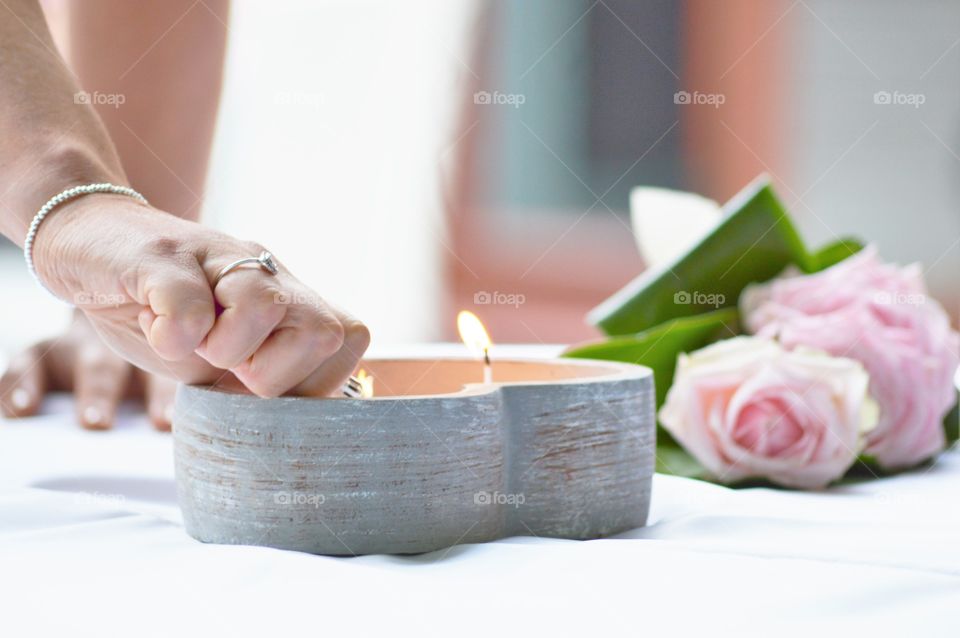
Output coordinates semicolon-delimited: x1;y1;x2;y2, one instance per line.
173;357;654;555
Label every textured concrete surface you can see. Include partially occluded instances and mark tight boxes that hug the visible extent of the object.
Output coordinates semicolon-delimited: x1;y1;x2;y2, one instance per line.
174;358;655;555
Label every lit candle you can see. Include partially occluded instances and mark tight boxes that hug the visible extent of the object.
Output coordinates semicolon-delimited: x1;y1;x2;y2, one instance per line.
356;369;375;398
457;310;493;383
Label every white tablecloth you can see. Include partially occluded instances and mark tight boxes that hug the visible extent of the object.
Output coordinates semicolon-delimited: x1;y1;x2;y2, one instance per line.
2;349;959;637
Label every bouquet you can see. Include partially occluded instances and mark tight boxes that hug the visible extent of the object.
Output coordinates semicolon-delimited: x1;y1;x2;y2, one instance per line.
566;177;960;489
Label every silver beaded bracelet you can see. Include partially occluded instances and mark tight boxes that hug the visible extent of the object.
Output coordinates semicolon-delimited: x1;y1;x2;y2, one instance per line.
24;183;148;298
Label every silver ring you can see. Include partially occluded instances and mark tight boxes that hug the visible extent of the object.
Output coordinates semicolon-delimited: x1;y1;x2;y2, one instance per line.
213;252;359;398
213;251;279;287
342;375;363;398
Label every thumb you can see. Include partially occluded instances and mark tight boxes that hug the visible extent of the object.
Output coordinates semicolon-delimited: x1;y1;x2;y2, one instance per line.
138;262;216;361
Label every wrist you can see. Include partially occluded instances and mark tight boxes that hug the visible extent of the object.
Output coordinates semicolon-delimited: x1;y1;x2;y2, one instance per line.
6;142;125;248
31;190;147;301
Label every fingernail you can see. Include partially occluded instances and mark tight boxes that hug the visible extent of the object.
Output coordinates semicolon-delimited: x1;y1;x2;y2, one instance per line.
82;405;103;427
11;388;30;410
164;404;174;424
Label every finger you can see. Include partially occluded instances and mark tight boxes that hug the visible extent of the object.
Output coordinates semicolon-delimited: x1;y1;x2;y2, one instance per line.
195;269;285;370
0;345;50;418
139;261;216;361
232;301;346;397
144;372;178;431
74;345;132;430
294;314;371;397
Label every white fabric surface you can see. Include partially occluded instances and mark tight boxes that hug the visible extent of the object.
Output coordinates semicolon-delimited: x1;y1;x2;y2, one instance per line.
2;349;959;636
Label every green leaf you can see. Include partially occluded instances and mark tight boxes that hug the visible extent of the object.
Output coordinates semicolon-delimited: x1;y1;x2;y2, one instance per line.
808;237;865;271
944;398;959;444
574;173;958;484
655;444;708;479
565;308;739;470
589;176;811;336
565;307;740;408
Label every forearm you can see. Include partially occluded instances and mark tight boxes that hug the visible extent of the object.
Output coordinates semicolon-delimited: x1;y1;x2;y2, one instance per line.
0;0;126;246
69;0;229;222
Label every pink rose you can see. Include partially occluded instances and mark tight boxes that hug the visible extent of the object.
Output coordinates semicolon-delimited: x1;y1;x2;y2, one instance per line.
659;337;878;489
741;246;960;469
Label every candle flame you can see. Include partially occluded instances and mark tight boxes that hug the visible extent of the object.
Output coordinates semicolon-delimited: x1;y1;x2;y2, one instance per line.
356;368;375;398
457;310;492;359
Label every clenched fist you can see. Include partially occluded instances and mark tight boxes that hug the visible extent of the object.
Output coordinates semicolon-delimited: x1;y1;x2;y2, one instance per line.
30;193;369;400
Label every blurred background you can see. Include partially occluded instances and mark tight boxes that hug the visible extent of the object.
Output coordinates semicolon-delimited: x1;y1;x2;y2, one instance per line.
3;0;958;355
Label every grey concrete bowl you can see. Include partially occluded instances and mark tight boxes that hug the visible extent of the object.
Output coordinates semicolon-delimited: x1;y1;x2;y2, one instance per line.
173;357;655;555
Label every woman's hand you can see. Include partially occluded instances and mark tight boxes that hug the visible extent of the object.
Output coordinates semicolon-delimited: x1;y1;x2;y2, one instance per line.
30;193;370;399
0;312;177;430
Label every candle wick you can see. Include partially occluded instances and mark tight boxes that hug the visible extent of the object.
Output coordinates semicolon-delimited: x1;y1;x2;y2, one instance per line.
483;348;491;366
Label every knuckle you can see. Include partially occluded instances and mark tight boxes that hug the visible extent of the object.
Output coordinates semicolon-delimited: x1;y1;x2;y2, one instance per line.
242;240;270;257
257;284;288;314
244;291;286;332
145;236;188;260
225;278;286;321
309;318;345;357
343;319;371;352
